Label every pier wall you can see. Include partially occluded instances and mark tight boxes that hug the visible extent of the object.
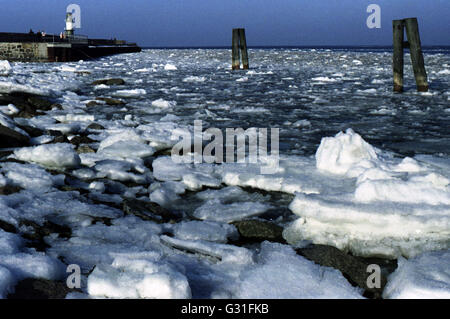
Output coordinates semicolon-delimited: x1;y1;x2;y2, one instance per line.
0;33;141;62
0;42;48;62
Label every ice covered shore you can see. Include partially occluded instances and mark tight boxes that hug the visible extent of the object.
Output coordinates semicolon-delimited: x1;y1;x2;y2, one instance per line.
0;54;449;299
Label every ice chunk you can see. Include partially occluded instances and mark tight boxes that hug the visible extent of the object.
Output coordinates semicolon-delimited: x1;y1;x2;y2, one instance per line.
164;64;177;71
1;162;64;190
383;250;450;299
354;178;450;205
284;193;450;258
149;181;186;207
0;253;65;282
160;235;253;264
292;119;311;128
45;123;81;134
315;128;379;177
172;221;238;243
94;159;150;184
193;199;272;223
113;89;147;98
183;76;206;82
14;143;81;168
0;104;19;116
235;242;363;299
284;129;450;258
0;60;12;76
151;99;177;109
98;141;155;159
98;129;145;151
182;172;222;191
0;81;50;96
152;156;190;182
53;114;95;123
87;252;191;299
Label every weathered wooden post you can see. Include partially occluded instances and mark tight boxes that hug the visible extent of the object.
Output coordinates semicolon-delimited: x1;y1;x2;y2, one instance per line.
239;29;249;69
392;18;428;92
232;28;249;70
232;29;241;70
393;20;404;92
404;18;428;92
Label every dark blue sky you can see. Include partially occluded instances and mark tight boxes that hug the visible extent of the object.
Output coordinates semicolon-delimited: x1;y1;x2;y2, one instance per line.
0;0;448;46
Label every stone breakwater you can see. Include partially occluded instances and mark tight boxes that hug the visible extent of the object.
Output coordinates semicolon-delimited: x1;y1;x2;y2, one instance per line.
0;32;141;62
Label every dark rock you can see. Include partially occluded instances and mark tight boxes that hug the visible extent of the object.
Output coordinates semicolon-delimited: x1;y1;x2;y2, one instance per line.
123;199;180;223
76;145;95;154
17;124;43;138
296;244;390;299
0;124;29;148
75;70;91;75
86;123;105;130
232;220;285;243
96;97;126;106
16;110;37;118
86;101;101;107
0;219;17;233
92;78;125;86
59;185;89;195
69;135;95;146
21;220;72;242
27;96;53;111
46;130;65;137
7;278;75;299
0;185;23;195
52;135;69;144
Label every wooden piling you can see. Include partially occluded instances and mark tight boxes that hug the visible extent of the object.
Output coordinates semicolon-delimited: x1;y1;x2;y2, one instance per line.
392;18;429;92
232;29;241;70
239;29;249;69
404;18;429;92
393;20;404;92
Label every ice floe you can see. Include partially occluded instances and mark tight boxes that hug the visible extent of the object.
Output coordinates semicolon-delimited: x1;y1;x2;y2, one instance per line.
383;250;450;299
14;143;81;169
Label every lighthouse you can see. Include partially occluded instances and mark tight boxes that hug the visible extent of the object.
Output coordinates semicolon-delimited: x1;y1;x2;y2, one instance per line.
65;12;74;36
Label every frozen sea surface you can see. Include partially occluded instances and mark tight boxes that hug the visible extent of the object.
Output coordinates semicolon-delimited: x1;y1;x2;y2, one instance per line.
0;48;449;299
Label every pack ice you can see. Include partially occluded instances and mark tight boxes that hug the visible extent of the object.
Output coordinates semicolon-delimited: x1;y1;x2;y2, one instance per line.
283;129;450;258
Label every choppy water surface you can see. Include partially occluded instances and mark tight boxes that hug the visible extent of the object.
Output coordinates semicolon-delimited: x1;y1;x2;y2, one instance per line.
18;48;450;156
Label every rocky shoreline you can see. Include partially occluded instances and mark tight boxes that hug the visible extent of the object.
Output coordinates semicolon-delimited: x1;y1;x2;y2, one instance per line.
0;86;401;299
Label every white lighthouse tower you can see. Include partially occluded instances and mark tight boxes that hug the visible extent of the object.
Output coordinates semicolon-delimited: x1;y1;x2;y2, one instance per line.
65;12;74;36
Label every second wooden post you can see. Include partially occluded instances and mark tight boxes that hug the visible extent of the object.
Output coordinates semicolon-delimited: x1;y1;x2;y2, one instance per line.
404;18;429;92
232;29;241;70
